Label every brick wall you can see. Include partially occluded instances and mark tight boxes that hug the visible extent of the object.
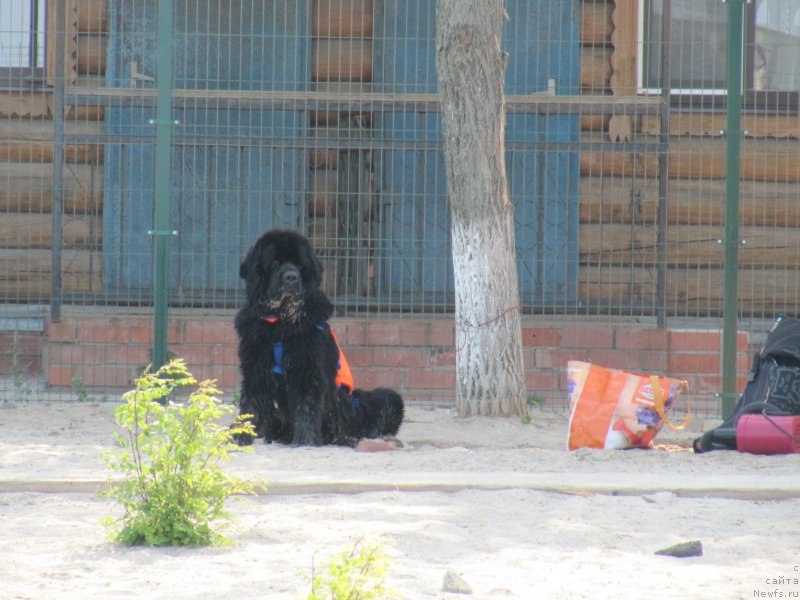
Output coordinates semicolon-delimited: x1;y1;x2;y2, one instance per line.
39;309;750;415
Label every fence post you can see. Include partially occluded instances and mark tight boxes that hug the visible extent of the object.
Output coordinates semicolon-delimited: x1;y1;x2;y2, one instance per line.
721;0;746;418
50;0;66;323
656;0;671;329
151;0;175;370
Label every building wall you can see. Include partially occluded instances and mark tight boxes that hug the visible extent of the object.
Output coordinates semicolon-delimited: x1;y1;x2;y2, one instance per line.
36;310;749;416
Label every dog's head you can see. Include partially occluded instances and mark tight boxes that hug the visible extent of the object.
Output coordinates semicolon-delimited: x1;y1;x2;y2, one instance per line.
239;229;325;319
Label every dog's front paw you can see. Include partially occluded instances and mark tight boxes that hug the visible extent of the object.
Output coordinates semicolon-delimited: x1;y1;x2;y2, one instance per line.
231;431;255;446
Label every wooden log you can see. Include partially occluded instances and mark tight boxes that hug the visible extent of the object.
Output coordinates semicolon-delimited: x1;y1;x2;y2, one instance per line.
580;1;613;45
0;162;103;214
311;81;373;126
0;119;104;164
47;0;78;87
0;93;103;120
581;46;612;92
580;134;800;183
580;113;610;132
579;223;798;268
0;213;102;249
641;112;800;139
67;105;105;121
0;93;53;118
307;218;339;253
308;169;338;216
0;143;102;164
312;39;373;82
0;249;102;297
76;34;107;76
313;0;373;38
579;264;800;315
580;177;800;227
77;0;108;33
580;146;660;178
608;0;637;141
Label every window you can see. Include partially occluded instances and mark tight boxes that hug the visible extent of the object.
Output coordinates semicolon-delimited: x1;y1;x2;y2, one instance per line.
0;0;47;88
753;0;800;92
638;0;800;108
640;0;728;95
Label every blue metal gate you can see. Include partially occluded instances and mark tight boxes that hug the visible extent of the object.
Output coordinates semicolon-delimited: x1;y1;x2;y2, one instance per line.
103;0;310;300
374;0;580;307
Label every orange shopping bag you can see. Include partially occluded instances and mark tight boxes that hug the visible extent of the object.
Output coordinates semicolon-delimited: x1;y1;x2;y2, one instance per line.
566;361;690;450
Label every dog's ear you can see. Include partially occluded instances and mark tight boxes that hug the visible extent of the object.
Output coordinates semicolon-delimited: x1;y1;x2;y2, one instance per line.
241;237;278;281
298;238;324;287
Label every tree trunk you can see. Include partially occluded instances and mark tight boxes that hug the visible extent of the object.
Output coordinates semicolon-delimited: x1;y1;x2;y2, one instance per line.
436;0;527;417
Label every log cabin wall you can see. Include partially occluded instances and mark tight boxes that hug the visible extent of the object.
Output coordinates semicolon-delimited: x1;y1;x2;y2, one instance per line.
0;0;798;315
579;0;800;318
0;0;105;301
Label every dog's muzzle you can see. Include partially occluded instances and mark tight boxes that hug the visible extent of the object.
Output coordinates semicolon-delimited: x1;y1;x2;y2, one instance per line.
274;264;302;295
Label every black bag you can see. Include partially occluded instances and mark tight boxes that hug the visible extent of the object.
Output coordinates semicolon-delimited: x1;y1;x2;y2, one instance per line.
693;316;800;453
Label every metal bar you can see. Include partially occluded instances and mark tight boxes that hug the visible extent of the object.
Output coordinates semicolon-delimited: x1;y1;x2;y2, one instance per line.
64;88;666;116
656;0;672;329
50;0;66;323
721;0;746;418
62;133;664;155
151;0;175;372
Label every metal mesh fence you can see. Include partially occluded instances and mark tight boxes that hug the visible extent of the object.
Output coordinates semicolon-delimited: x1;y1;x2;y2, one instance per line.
1;0;798;411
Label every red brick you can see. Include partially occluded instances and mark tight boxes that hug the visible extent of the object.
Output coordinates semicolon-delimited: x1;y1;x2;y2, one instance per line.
549;349;585;369
174;346;214;367
615;328;668;351
737;332;749;351
429;348;456;367
353;368;404;390
737;353;750;372
211;345;239;366
521;327;561;347
49;344;106;366
166;323;184;344
338;321;367;345
181;319;236;345
669;353;720;374
372;348;429;369
48;320;76;342
78;321;128;344
49;366;73;386
80;365;136;388
531;348;554;368
107;345;150;366
524;369;560;393
130;324;153;343
561;325;613;348
213;366;241;389
689;375;724;395
639;351;668;372
404;369;455;390
585;350;638;371
399;320;454;346
670;330;721;352
364;321;402;345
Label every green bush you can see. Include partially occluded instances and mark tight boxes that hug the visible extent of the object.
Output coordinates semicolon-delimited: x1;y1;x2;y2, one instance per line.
307;538;399;600
101;359;261;546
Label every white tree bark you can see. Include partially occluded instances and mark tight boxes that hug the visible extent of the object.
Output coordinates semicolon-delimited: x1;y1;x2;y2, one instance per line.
436;0;527;416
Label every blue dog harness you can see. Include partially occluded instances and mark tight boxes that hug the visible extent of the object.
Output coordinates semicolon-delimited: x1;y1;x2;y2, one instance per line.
260;314;359;408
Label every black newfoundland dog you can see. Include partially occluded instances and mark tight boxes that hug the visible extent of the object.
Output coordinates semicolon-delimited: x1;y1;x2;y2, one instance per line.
234;229;404;447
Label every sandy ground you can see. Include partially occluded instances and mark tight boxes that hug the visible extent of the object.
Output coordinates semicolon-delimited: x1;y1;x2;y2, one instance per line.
1;401;799;600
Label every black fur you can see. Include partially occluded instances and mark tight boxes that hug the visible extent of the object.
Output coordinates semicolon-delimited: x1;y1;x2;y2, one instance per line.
234;229;404;447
